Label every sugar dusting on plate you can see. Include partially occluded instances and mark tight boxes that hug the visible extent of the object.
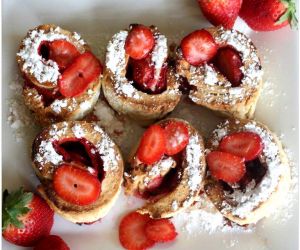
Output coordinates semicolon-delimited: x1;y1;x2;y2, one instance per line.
6;75;37;142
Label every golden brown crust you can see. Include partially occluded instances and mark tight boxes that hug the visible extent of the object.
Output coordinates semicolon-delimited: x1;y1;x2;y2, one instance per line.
32;121;124;223
124;118;206;218
102;67;181;125
204;118;290;225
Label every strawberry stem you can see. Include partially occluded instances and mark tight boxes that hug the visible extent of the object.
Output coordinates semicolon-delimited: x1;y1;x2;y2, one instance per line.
2;188;33;231
277;0;298;29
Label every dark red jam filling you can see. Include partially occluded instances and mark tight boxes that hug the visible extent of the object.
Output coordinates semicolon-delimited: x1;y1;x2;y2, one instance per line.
53;138;104;181
39;41;51;61
221;157;267;193
126;58;167;95
210;46;244;87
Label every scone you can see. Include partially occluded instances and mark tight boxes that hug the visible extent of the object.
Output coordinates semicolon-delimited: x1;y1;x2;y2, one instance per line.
31;121;124;224
176;26;263;119
124;118;206;218
204;118;290;225
102;24;181;125
17;24;102;126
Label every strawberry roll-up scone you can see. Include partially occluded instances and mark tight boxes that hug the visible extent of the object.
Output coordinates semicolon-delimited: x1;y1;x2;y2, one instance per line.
17;24;102;126
124;118;206;218
102;24;182;125
204;118;290;225
31;121;124;224
176;27;263;119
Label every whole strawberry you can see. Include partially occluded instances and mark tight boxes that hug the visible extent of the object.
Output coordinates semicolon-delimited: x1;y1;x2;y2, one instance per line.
2;188;54;247
34;235;70;250
239;0;298;31
197;0;243;29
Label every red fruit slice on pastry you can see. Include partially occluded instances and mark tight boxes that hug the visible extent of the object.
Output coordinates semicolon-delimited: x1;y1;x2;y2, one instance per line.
34;235;70;250
219;131;263;161
53;164;101;205
180;29;218;66
145;219;177;242
58;52;102;97
164;121;189;155
131;57;154;86
131;57;167;94
119;212;154;250
125;24;155;60
137;125;166;165
48;40;80;70
206;151;246;183
213;47;243;87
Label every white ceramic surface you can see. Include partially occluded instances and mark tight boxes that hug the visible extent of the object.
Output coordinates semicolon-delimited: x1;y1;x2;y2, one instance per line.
2;0;299;249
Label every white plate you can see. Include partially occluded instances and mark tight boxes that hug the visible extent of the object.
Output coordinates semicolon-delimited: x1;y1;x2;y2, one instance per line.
2;0;299;249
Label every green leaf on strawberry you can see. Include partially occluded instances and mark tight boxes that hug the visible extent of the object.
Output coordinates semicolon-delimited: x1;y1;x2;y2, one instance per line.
2;188;33;231
276;0;298;28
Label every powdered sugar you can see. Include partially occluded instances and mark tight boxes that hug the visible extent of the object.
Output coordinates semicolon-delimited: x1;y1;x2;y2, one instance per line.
6;75;36;142
17;27;67;84
35;140;63;166
151;33;167;79
94;125;120;171
150;157;175;176
105;30;140;99
185;134;204;192
172;193;254;235
72;124;85;138
50;99;68;113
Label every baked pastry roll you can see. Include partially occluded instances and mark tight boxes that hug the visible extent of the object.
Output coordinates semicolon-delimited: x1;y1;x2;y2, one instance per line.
31;121;123;224
17;24;102;126
176;27;263;119
124;118;206;218
204;118;290;225
102;24;181;125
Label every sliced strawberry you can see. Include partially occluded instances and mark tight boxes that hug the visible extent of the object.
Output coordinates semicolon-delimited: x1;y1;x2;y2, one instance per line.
48;40;80;70
146;64;168;94
131;57;154;86
206;151;246;183
213;47;243;87
219;131;263;161
164;121;189;156
34;235;70;250
137;125;166;165
145;176;164;191
125;24;155;60
130;57;167;94
180;29;218;66
119;212;154;250
58;52;102;97
145;219;177;242
53;164;101;205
